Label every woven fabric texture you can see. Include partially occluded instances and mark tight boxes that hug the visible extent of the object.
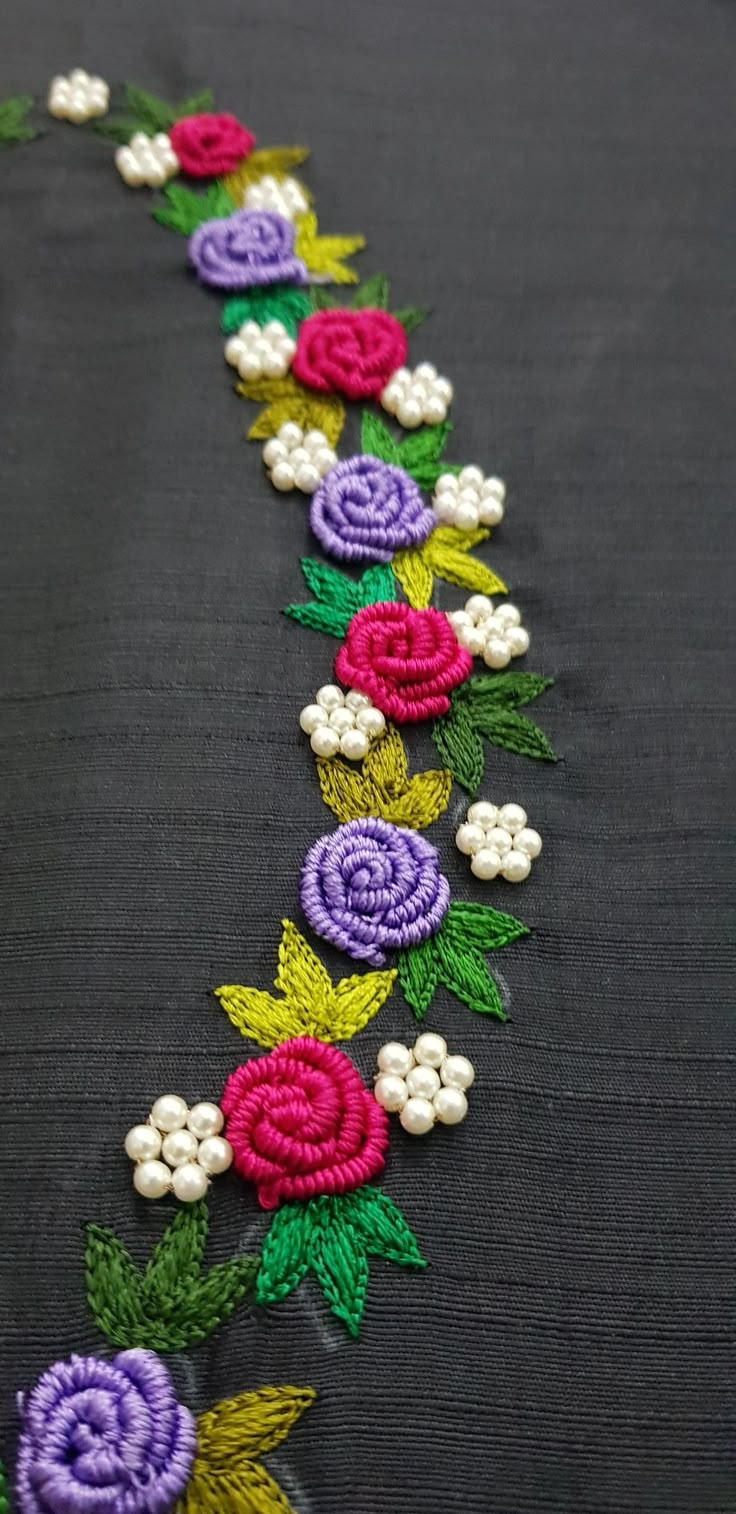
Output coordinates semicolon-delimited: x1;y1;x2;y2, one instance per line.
0;1;734;1510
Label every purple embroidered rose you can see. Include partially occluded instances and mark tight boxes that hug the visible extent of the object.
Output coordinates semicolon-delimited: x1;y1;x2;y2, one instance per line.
300;816;450;966
188;208;308;290
309;455;436;563
15;1349;197;1514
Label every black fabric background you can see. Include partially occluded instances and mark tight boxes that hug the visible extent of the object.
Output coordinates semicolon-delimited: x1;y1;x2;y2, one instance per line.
1;2;734;1510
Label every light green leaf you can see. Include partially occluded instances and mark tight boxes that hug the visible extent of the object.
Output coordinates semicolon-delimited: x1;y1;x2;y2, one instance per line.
392;306;429;334
152;180;235;234
396;934;441;1017
360;411;400;463
352;272;390;309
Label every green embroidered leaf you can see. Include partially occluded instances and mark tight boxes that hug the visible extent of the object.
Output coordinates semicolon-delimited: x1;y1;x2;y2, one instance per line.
357;562;399;606
453;670;555;710
308;1218;368;1338
396;934;441;1018
0;1459;7;1514
93;115;152;144
360;411;400;463
299;557;360;608
84;1204;258;1352
392;306;429;334
0;93;37;146
340;1188;426;1268
309;287;339;311
174;88;215;119
152;180;235;234
435;936;507;1018
441;900;529;952
397;421;452;470
431;705;485;794
473;706;557;762
256;1204;313;1305
352;272;389;309
284;601;351;637
221;284;312;338
123;83;177;132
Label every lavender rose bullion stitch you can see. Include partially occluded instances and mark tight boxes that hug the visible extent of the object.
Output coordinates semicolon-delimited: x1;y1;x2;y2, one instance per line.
309;455;436;563
300;816;451;966
189;208;308;290
15;1349;196;1514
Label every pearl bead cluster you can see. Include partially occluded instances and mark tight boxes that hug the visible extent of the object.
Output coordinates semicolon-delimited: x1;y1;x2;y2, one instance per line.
300;684;386;760
433;468;506;531
374;1034;474;1135
379;364;454;429
224;319;295;382
47;70;109;124
124;1096;233;1203
115;133;179;189
243;174;309;221
448;594;530;667
455;800;542;882
263;422;338;494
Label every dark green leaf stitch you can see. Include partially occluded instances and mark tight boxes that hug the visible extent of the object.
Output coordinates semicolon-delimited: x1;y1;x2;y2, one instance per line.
0;94;38;146
433;672;557;791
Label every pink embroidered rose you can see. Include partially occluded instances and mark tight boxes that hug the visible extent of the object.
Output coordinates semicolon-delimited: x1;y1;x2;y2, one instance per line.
169;112;255;177
292;308;407;401
335;602;473;723
221;1037;389;1210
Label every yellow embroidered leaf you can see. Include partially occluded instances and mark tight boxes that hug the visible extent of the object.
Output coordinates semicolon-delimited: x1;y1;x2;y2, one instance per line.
383;768;453;828
424;526;508;595
223;144;311;202
294;211;366;285
317;756;370;822
275;920;332;1015
214;986;307;1049
237;374;345;445
392;546;434;607
195;1385;316;1462
362;725;408;794
326;969;397;1041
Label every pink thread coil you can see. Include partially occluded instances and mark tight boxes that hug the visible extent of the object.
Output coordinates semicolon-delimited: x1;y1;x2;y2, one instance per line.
169;112;255;177
221;1036;389;1210
292;308;407;401
335;601;473;723
15;1349;196;1514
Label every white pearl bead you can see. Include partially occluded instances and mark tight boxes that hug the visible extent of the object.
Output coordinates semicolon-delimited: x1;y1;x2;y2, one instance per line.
467;800;498;828
465;594;493;619
498;803;527;834
278;421;303;447
172;1163;209;1202
374;1073;408;1112
406;1064;441;1100
441;1055;475;1091
413;1032;447;1069
482;476;506;501
396;398;423;428
433;1086;468;1125
486;827;512;855
433;497;458;525
162;1129;200;1167
505;626;530;656
515;827;542;859
377;1042;415;1078
316;684;344;711
187;1101;224;1139
238;352;264;380
150;1095;188;1133
493;602;521;628
314;448;337;474
345;689;371;711
456;626;485;656
289;446;312;469
455;822;485;855
197;1135;233;1174
435;474;458;498
339;728;370;761
310;726;341;757
299;703;326;734
270;461;295;491
433;377;453;403
423;396;448;425
224;336;245;367
263;351;288;379
470;848;501;880
147;163;168;188
478;496;504;526
355;706;386;737
303;429;327;454
295;462;321;493
501;850;532;882
68;94;89;124
483;638;512;669
454;499;480;530
70;68;89;85
131;132;151;151
134;1160;172;1199
328;706;355;734
124;1125;162;1162
448;610;473;629
414;362;437;381
399;1097;436;1135
458;465;484;489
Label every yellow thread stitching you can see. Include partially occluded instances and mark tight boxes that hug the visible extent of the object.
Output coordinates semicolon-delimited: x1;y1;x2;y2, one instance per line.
317;725;452;828
223;144;311;202
236;372;345;445
177;1385;315;1514
393;526;508;607
293;211;365;285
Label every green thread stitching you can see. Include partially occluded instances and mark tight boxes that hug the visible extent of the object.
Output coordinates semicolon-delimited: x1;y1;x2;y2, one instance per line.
0;94;37;146
432;671;557;791
284;558;397;637
397;900;529;1019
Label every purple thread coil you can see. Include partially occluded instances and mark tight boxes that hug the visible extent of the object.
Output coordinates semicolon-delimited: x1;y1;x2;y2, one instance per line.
309;455;436;563
300;816;451;965
188;208;308;290
15;1349;197;1514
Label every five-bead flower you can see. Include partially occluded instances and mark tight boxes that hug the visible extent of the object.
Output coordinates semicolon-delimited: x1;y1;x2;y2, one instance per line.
374;1034;475;1134
448;594;530;667
455;800;542;882
299;683;386;759
125;1094;233;1202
